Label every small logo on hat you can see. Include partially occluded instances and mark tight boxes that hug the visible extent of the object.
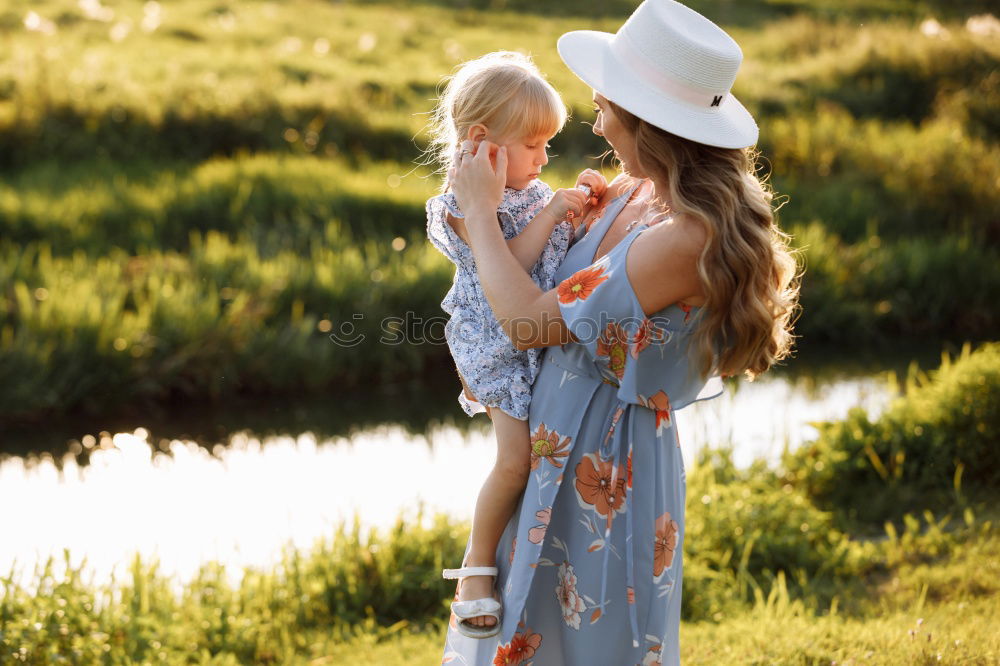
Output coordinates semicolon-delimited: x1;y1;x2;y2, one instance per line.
711;95;723;107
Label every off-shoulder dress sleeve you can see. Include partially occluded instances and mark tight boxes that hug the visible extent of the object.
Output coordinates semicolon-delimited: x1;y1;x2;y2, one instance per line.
555;228;722;411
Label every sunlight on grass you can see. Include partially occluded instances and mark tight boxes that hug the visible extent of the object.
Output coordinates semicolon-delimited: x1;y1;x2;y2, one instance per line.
1;0;998;658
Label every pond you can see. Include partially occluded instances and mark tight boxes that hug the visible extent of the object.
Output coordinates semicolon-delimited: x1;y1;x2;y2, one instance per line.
0;350;927;590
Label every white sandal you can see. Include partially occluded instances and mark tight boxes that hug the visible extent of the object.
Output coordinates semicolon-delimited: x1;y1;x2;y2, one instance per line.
442;565;502;639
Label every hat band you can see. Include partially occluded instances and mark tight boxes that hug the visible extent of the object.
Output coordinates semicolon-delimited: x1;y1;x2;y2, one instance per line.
610;31;729;111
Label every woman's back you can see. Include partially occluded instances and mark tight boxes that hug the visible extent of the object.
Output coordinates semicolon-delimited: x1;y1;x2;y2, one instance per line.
550;181;721;413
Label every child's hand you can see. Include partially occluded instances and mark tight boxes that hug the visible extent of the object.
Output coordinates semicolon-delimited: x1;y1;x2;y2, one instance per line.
575;169;608;206
542;188;590;228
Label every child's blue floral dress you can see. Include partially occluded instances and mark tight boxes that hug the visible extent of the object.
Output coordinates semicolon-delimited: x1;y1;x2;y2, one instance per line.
426;180;572;420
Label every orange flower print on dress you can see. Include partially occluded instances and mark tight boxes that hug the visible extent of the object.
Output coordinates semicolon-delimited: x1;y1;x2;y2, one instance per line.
630;317;665;359
493;626;543;665
627;450;633;489
528;507;551;544
574;452;626;520
678;301;693;323
555;560;587;630
596;322;629;381
636;390;672;437
529;423;571;470
557;262;610;305
653;511;679;580
642;644;664;665
509;536;517;565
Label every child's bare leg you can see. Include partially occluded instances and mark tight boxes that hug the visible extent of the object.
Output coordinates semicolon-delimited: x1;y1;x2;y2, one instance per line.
458;394;531;628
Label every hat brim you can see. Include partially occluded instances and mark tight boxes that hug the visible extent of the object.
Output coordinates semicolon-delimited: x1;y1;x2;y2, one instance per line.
557;30;758;150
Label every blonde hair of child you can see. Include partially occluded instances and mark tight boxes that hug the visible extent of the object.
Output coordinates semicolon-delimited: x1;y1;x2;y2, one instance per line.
426;51;567;190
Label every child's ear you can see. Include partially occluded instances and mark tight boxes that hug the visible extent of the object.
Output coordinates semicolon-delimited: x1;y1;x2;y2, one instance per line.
467;124;488;143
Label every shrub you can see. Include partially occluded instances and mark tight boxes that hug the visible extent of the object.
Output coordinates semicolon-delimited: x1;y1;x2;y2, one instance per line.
784;342;1000;526
682;449;859;621
793;224;1000;346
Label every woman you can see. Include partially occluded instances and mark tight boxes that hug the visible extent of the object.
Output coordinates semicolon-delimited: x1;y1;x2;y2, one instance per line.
441;1;799;664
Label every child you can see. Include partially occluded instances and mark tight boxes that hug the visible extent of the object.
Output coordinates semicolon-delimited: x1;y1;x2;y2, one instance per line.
425;51;606;638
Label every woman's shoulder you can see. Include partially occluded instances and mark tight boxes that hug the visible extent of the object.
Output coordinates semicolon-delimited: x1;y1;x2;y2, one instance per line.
624;214;707;314
644;212;706;255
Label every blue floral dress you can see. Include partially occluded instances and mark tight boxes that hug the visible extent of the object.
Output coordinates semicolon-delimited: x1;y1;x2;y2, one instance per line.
427;180;572;420
441;183;722;666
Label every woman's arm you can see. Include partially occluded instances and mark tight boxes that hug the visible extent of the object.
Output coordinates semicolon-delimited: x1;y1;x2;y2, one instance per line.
450;145;570;349
452;142;703;349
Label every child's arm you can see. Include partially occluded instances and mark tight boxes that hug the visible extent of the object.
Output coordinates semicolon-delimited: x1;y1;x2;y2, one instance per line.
507;170;609;271
445;169;609;271
445;190;584;272
505;189;584;272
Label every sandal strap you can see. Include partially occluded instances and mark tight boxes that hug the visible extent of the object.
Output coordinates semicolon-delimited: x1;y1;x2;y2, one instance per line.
451;597;502;618
442;566;498;579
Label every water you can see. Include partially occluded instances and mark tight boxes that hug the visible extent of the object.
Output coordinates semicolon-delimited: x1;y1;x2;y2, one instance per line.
0;366;898;590
0;426;496;590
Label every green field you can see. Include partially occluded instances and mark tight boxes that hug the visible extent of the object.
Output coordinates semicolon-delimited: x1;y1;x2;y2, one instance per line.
1;0;998;423
2;0;999;662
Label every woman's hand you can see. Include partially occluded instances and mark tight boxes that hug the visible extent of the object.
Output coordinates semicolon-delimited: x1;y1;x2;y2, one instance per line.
575;168;608;205
448;139;507;221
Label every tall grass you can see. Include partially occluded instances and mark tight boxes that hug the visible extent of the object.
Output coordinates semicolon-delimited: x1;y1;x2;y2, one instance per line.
1;0;997;423
0;154;600;254
786;342;1000;527
0;509;469;664
793;224;1000;346
0;229;453;419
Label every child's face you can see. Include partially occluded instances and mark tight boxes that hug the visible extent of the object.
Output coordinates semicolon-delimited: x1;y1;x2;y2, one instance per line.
493;132;553;190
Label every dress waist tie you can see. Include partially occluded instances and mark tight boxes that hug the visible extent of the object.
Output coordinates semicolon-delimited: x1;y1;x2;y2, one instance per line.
596;399;641;649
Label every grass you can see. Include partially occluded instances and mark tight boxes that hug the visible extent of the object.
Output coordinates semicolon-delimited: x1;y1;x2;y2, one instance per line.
2;2;998;660
3;343;999;663
322;590;1000;665
2;495;996;664
787;342;1000;527
1;1;997;423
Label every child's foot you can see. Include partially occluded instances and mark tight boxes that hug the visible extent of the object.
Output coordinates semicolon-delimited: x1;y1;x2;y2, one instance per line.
458;570;500;628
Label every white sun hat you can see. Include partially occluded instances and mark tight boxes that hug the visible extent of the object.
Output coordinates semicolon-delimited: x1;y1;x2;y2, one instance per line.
557;0;758;149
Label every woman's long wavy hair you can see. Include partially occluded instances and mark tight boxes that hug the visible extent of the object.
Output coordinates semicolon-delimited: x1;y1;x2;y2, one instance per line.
608;101;801;380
